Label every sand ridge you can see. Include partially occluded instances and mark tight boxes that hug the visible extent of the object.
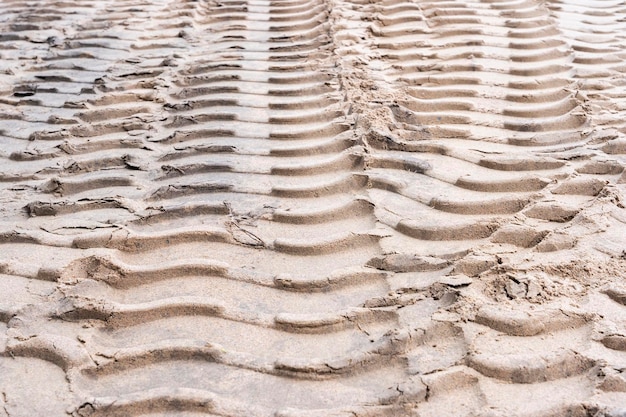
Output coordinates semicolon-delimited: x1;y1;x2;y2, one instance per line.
1;0;626;416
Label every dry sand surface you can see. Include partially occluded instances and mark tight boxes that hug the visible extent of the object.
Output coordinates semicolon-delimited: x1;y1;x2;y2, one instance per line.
1;0;626;415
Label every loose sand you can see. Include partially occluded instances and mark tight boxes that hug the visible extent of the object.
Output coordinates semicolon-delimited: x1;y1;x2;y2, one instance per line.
1;0;626;416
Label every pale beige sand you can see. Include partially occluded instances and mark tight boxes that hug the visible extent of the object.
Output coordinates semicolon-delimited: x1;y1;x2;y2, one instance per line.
1;0;626;416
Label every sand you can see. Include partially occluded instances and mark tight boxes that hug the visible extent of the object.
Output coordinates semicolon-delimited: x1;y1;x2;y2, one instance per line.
1;0;626;416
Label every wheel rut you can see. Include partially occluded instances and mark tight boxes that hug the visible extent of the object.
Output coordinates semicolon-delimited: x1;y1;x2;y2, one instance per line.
1;0;626;416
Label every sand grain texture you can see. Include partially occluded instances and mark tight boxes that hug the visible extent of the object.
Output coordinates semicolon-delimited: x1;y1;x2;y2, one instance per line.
1;0;626;416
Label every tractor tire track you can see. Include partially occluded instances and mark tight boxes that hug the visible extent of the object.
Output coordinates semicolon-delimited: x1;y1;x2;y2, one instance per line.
1;0;626;416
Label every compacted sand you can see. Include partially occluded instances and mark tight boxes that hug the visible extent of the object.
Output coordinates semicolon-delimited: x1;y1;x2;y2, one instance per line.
1;0;626;416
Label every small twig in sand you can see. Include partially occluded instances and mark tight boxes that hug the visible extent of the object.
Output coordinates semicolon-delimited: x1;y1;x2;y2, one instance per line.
223;201;265;247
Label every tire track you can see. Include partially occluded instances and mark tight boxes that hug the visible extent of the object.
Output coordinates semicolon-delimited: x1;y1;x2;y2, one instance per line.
332;0;626;415
2;0;417;415
0;2;166;415
2;0;626;416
